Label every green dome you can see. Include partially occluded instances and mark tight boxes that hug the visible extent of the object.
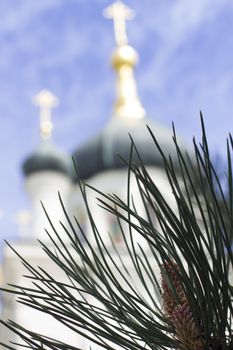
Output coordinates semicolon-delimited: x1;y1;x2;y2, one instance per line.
22;141;73;178
73;116;187;180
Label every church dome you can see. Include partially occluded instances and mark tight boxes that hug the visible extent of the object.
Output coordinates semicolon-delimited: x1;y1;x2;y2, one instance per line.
73;116;185;180
22;89;73;179
23;141;73;178
73;2;187;181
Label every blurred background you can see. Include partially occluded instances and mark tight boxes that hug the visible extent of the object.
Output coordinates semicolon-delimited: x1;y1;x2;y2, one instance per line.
0;0;232;247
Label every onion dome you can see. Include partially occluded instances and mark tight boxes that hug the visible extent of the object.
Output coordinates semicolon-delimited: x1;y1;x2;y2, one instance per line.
73;1;186;180
73;116;185;180
23;141;72;177
22;90;73;178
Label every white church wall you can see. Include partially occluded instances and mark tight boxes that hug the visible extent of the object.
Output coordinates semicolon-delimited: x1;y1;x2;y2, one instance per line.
1;242;86;349
72;165;178;251
1;161;183;350
25;171;73;241
1;170;75;349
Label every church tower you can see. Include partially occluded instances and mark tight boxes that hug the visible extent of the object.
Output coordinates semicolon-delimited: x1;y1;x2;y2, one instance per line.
22;89;73;240
72;1;181;247
1;90;76;348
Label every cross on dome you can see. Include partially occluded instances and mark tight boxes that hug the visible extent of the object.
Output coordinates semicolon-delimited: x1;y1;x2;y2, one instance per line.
103;1;135;46
32;89;59;140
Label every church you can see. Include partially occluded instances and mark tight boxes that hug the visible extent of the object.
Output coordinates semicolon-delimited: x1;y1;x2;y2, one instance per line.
0;1;186;348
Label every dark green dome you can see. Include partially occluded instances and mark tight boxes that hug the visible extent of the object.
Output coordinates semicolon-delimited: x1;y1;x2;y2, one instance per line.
23;141;73;178
73;116;187;180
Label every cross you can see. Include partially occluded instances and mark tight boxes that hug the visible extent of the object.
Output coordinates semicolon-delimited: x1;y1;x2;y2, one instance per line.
103;1;135;46
32;89;59;140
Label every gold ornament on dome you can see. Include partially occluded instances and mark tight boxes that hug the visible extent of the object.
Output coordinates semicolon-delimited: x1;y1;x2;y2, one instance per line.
103;1;134;47
104;1;145;119
32;89;59;140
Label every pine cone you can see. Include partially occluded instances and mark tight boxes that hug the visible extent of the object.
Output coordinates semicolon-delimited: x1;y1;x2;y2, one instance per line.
172;303;204;350
160;262;204;350
161;261;186;318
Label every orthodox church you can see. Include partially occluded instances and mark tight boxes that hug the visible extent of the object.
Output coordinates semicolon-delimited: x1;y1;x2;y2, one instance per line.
0;1;185;348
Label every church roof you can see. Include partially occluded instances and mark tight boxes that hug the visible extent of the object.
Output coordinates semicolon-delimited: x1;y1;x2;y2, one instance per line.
72;116;184;181
23;141;73;178
72;2;186;181
22;90;73;179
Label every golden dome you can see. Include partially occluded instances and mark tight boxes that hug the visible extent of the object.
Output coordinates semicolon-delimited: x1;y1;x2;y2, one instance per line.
111;45;138;69
104;1;145;119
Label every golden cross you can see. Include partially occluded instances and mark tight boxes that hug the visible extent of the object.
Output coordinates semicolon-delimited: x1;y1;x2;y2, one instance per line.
32;89;59;140
103;1;135;46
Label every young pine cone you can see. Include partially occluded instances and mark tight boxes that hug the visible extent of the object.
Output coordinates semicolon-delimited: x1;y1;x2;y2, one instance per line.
161;262;204;350
161;261;187;318
172;302;204;350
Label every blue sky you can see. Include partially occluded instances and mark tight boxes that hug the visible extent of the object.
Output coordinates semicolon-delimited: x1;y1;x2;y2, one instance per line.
0;0;232;244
